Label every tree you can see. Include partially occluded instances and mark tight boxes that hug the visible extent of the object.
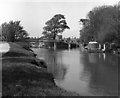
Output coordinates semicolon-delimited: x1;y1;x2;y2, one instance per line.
79;19;94;43
42;14;70;49
2;22;9;41
42;14;70;40
2;21;28;42
80;4;120;44
15;30;28;40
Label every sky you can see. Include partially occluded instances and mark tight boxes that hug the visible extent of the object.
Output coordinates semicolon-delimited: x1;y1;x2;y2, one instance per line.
0;0;119;38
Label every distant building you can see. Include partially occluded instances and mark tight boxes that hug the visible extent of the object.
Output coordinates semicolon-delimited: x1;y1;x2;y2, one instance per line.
56;35;62;40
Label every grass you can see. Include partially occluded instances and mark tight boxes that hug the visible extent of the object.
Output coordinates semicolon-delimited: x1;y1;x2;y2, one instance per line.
2;42;35;57
2;42;79;96
2;62;53;96
2;61;78;96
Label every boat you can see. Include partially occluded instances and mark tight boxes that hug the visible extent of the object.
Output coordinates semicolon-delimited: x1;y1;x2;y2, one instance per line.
87;41;101;53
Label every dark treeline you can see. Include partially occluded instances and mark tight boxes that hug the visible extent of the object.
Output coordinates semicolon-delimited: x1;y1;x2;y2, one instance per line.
80;3;120;45
1;4;120;47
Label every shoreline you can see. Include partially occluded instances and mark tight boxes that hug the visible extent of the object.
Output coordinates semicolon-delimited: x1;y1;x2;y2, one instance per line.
2;42;79;96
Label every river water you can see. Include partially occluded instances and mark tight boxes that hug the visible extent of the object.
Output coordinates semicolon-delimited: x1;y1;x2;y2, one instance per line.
32;48;119;96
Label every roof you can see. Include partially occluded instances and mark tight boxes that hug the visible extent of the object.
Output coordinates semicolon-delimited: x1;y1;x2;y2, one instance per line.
89;41;98;44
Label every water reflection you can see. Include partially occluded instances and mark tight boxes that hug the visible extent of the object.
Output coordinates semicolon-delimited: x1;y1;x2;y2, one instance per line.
32;48;119;96
33;48;67;81
83;53;118;95
88;53;98;63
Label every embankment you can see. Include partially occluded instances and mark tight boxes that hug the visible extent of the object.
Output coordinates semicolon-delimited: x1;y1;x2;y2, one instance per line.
2;42;79;96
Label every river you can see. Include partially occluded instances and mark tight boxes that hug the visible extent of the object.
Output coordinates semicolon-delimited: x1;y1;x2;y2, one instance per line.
32;48;119;96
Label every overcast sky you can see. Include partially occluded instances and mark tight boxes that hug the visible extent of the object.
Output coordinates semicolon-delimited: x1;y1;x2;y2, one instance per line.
0;0;119;38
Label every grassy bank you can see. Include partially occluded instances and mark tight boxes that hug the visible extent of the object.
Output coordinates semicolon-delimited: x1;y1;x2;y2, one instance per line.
2;42;79;96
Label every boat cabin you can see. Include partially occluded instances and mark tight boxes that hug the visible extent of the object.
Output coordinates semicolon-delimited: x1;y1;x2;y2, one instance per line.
88;41;100;52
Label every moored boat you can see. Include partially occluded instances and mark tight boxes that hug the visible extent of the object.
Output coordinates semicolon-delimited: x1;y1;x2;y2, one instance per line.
87;41;102;53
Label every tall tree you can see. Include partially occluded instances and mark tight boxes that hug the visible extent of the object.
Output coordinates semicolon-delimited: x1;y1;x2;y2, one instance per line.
80;4;120;44
42;14;70;50
42;14;70;40
2;21;28;42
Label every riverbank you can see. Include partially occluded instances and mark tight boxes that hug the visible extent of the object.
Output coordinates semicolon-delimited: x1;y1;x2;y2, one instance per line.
80;43;120;56
2;42;79;96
